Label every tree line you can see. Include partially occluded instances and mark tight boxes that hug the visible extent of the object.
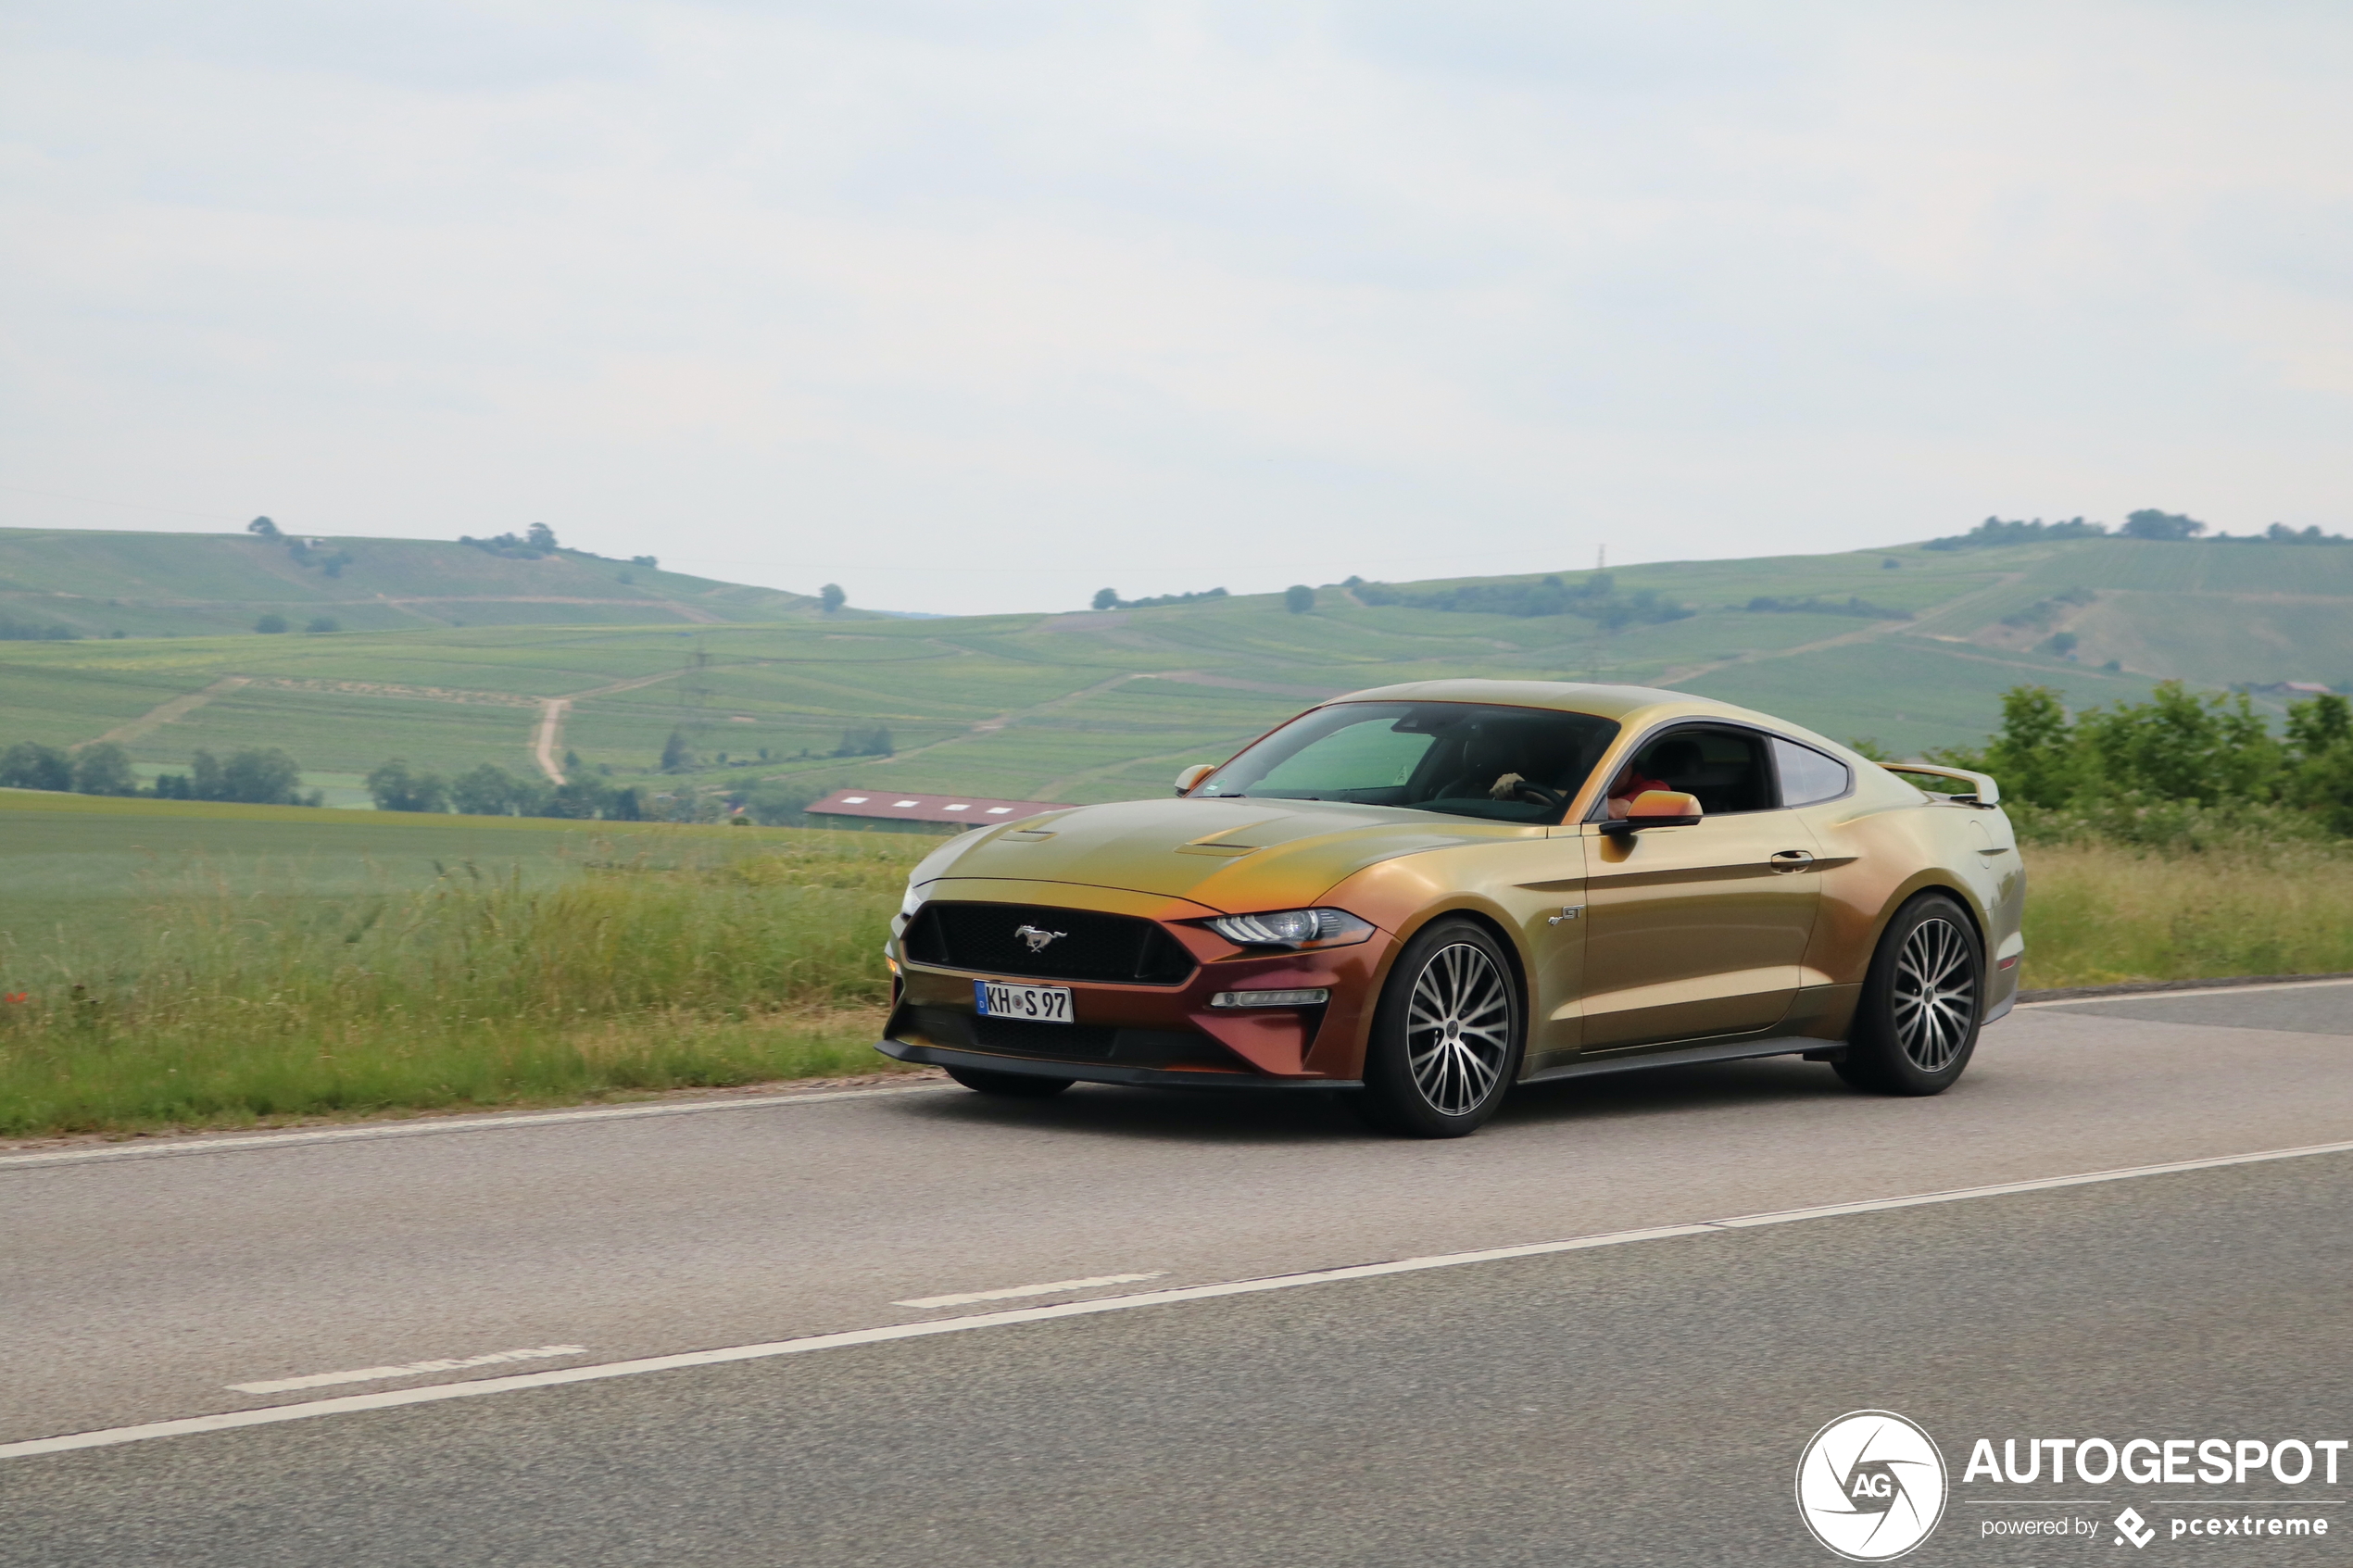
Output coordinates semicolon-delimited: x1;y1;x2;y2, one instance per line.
246;516;354;576
1926;511;2350;550
1746;595;1912;621
364;759;647;820
1933;684;2353;843
0;609;82;641
1352;571;1694;629
1090;586;1230;610
368;720;903;819
656;725;892;772
0;742;315;805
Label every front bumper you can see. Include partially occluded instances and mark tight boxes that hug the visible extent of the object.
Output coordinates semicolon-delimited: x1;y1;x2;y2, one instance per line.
882;894;1394;1085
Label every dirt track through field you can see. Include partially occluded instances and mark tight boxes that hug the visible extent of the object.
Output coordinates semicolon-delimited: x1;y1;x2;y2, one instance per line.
532;670;717;783
72;677;248;752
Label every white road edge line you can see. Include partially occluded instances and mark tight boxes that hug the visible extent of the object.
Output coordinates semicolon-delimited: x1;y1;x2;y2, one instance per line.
5;976;2343;1173
7;1134;2352;1463
896;1273;1166;1309
0;1085;950;1171
2019;977;2353;1009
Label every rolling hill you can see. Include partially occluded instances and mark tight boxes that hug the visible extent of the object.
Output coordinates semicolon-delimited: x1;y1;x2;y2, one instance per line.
3;532;2348;810
0;527;846;638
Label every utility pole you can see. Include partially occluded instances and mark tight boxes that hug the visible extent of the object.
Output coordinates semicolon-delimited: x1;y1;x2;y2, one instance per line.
678;642;714;741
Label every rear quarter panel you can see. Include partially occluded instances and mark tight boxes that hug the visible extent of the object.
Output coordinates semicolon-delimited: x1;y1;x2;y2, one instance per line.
1798;773;2026;1027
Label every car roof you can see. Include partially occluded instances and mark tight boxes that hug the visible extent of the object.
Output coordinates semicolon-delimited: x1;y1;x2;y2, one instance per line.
1327;679;1852;757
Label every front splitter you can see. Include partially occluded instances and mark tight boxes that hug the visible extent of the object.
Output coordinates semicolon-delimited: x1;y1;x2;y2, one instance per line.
875;1038;1357;1092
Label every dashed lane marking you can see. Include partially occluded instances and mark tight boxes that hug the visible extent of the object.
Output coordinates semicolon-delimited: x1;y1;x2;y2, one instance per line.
227;1346;590;1395
6;1135;2353;1462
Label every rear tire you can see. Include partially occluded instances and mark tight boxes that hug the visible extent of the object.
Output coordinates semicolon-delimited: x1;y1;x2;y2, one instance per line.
1835;893;1982;1097
945;1066;1075;1098
1353;919;1524;1138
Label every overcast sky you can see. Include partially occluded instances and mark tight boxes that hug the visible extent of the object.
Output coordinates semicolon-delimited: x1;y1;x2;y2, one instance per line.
5;2;2349;614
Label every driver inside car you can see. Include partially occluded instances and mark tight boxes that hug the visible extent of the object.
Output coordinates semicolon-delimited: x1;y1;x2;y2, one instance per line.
1604;759;1671;819
1457;734;1566;809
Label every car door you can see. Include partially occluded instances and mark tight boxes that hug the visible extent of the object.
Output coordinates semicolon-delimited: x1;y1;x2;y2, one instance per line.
1577;724;1822;1051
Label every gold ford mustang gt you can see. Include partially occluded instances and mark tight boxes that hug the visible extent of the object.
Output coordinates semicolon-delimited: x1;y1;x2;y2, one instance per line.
875;680;2022;1136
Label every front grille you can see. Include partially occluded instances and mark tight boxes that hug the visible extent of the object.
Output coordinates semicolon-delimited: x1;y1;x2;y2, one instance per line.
901;1006;1240;1070
904;902;1195;985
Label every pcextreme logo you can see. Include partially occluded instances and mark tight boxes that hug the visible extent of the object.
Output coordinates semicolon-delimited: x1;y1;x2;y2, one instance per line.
1796;1411;1949;1562
1798;1416;2347;1558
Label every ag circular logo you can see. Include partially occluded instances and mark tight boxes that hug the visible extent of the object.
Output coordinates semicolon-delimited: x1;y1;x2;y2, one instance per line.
1795;1410;1948;1561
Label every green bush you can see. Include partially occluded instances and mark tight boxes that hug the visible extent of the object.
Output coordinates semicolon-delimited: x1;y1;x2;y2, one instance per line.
145;747;307;804
741;781;824;826
0;741;73;791
366;758;449;812
379;757;641;821
1937;683;2350;845
71;743;139;797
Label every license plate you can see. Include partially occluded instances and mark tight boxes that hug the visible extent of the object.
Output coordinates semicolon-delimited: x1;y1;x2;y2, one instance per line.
974;980;1074;1023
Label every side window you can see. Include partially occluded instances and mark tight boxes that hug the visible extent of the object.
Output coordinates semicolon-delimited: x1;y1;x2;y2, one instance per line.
1772;736;1852;807
1629;727;1772;814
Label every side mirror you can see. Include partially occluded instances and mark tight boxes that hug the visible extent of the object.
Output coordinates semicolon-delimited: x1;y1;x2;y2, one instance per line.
1174;763;1215;796
1600;790;1704;834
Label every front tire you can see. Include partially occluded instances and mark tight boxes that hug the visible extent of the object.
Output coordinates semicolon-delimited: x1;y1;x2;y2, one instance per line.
945;1066;1074;1098
1354;919;1524;1137
1835;893;1983;1096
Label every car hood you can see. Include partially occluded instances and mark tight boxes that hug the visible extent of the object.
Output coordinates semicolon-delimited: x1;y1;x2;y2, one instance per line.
911;797;1528;912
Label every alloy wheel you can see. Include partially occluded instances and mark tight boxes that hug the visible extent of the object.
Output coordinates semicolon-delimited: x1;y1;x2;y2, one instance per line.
1405;942;1512;1115
1893;917;1976;1071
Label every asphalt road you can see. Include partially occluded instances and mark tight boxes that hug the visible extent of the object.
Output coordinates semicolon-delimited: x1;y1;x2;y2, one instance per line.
4;981;2350;1565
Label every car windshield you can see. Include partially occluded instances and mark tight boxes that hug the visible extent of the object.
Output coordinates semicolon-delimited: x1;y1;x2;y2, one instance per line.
1194;701;1621;822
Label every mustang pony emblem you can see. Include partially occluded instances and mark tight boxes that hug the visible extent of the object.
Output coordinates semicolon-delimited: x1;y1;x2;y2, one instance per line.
1013;924;1068;953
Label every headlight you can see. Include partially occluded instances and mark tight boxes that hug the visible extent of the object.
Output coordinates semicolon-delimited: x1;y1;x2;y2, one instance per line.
1204;909;1375;948
900;884;926;921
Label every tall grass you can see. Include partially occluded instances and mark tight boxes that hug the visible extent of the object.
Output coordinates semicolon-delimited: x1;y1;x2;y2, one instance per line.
0;835;932;1136
7;828;2350;1137
2021;842;2353;989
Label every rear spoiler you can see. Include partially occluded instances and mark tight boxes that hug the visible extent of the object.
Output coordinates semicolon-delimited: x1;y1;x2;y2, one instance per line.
1883;761;2001;808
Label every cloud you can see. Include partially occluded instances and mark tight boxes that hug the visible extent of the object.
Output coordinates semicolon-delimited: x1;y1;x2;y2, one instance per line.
3;0;2350;611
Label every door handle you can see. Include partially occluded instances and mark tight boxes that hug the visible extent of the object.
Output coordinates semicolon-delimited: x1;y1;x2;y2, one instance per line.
1768;849;1815;873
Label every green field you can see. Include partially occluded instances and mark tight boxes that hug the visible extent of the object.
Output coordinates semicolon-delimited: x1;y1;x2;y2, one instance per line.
0;526;846;638
2024;841;2353;987
0;789;761;943
0;792;934;1135
4;533;2348;814
4;790;2347;1138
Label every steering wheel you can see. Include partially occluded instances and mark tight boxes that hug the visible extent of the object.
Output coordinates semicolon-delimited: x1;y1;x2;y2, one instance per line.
1506;779;1567;813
